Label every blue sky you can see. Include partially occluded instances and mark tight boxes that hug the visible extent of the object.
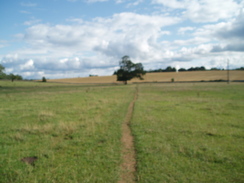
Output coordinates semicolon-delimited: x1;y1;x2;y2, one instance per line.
0;0;244;79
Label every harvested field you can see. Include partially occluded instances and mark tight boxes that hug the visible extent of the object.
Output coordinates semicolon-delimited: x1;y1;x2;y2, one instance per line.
49;70;244;84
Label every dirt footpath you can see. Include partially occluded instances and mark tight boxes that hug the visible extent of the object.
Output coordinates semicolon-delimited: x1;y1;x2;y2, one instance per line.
118;86;138;183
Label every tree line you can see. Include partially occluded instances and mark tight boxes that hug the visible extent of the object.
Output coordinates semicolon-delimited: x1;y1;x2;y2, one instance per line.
0;64;23;82
114;55;244;84
147;66;244;73
1;57;243;83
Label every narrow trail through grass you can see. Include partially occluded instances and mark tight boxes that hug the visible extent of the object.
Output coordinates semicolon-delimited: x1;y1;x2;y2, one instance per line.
119;86;138;183
0;82;135;182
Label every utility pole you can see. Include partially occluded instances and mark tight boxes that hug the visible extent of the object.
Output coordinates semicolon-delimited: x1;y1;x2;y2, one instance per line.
227;59;230;84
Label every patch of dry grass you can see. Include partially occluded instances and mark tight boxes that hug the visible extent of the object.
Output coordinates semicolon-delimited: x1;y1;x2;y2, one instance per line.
38;111;55;122
17;121;78;135
10;132;25;142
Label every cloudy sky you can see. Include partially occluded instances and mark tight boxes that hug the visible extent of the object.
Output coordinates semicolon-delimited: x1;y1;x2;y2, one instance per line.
0;0;243;79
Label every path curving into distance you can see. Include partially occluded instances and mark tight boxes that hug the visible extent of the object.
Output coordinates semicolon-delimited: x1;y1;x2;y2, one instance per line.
118;86;138;183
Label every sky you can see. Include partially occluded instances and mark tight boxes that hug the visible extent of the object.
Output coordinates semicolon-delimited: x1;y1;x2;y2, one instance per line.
0;0;244;79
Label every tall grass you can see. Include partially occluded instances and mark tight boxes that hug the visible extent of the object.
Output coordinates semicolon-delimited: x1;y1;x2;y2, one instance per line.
132;83;244;182
0;81;134;182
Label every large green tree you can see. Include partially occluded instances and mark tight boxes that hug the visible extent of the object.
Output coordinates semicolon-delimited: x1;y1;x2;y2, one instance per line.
116;56;145;84
0;64;5;73
0;64;23;81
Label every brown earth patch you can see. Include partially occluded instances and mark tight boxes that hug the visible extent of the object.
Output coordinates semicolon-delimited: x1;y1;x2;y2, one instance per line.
118;86;138;183
21;156;38;166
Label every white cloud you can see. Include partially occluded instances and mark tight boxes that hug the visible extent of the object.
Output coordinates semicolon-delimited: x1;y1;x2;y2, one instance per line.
192;9;244;52
20;59;35;71
0;40;8;49
24;18;42;26
20;13;179;59
152;0;185;9
127;0;144;7
115;0;127;3
178;26;195;35
1;12;181;78
66;18;84;24
20;10;31;14
212;43;244;52
153;0;241;22
20;2;37;7
213;9;244;40
2;4;244;79
185;0;240;22
86;0;108;3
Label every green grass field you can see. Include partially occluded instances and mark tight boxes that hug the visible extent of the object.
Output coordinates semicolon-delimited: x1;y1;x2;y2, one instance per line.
0;81;135;182
0;81;243;182
132;83;244;182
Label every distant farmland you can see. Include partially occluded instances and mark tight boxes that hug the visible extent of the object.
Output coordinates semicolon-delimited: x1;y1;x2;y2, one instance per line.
49;70;244;84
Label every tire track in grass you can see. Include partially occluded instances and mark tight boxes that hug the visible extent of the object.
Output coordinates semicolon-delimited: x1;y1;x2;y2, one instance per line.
118;86;138;183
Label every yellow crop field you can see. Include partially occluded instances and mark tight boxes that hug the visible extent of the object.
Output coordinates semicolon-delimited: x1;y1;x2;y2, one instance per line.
49;70;244;84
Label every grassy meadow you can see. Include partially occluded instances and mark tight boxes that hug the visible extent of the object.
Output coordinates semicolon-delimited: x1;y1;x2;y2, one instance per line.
0;80;135;182
0;80;244;182
132;83;244;182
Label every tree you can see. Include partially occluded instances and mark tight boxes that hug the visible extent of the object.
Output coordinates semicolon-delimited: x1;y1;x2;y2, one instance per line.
15;75;23;80
210;67;221;70
179;68;186;72
42;77;47;82
0;64;4;73
188;66;206;71
0;64;6;79
9;73;16;82
0;64;23;81
116;56;145;84
236;67;244;70
165;66;176;72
